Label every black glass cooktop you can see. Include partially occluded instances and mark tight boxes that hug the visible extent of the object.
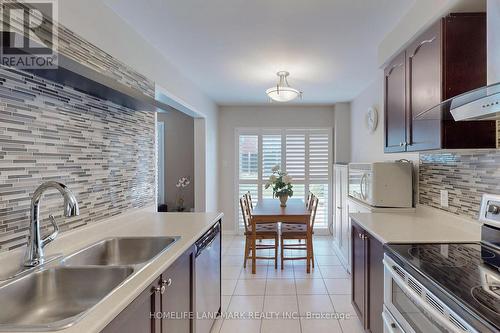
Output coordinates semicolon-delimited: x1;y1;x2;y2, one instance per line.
386;242;500;331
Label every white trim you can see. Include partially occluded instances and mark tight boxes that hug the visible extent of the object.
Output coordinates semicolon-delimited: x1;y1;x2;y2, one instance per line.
157;121;165;205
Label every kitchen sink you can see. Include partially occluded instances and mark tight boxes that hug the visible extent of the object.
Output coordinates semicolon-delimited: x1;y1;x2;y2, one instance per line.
0;266;133;331
63;236;179;266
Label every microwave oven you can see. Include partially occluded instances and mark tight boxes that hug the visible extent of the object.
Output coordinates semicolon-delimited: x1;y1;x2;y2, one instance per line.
348;161;413;208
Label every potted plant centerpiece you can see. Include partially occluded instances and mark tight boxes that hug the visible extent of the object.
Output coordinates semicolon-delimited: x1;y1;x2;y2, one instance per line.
265;165;293;207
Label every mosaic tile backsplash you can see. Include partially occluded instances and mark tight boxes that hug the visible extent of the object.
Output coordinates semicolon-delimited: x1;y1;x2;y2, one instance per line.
0;67;156;252
0;1;155;97
419;150;500;220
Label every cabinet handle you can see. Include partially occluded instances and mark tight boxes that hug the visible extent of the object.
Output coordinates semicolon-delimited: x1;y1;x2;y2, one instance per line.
153;285;166;295
337;206;342;210
161;278;172;287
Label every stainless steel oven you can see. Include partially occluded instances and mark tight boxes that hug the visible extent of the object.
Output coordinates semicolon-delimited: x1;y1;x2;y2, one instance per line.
383;254;478;333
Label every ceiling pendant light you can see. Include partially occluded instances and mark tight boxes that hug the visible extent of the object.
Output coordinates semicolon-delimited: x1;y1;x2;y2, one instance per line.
266;71;302;102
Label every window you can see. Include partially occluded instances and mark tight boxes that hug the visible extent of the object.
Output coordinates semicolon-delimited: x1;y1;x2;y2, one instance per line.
236;128;332;232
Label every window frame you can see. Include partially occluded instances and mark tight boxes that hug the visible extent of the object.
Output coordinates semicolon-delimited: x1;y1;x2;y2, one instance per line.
234;127;333;235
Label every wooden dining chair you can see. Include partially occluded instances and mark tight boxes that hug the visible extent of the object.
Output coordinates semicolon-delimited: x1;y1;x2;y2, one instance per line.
245;191;254;211
306;192;312;209
280;194;319;269
240;196;279;269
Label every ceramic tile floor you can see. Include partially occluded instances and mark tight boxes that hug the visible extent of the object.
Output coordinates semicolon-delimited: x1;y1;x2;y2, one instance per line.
212;235;364;333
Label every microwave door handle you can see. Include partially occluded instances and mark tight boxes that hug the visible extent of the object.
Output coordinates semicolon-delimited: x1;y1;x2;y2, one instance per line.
360;173;367;200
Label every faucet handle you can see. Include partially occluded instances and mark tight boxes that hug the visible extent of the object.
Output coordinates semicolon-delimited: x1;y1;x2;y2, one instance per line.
41;215;59;248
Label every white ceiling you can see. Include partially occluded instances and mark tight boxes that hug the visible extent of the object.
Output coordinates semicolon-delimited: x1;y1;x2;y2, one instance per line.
104;0;414;105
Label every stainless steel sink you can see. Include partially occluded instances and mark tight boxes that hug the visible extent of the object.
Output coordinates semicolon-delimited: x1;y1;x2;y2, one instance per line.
63;237;179;266
0;266;133;331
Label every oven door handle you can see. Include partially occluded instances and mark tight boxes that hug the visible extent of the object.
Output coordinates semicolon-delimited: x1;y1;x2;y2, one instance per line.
386;261;472;333
382;310;404;333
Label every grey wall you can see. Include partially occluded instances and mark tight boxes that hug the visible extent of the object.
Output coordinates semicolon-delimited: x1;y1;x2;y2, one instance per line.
157;110;195;211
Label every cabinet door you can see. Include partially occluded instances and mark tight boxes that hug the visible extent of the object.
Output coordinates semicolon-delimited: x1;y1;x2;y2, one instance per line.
102;279;161;333
367;233;385;333
406;21;442;151
161;249;194;333
339;167;349;267
441;13;495;149
334;167;343;244
351;223;368;328
384;51;407;153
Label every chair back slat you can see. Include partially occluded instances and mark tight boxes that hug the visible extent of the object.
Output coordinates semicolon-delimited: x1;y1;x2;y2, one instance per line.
239;196;252;233
306;192;312;209
246;191;254;211
309;195;319;229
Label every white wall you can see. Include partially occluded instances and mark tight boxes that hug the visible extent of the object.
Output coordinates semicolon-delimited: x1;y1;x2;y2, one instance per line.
218;105;336;233
488;0;500;84
58;0;219;212
350;73;418;163
333;102;351;163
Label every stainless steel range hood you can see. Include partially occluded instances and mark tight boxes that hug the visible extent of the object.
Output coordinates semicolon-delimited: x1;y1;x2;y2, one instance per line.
415;81;500;121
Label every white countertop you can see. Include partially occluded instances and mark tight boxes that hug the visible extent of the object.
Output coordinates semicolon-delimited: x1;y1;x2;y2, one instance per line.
0;206;223;333
349;205;481;244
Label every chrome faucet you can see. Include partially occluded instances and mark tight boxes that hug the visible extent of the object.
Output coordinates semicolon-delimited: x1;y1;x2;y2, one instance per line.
23;181;79;267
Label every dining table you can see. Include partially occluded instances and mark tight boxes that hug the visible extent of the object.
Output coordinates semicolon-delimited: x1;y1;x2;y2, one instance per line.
251;198;311;274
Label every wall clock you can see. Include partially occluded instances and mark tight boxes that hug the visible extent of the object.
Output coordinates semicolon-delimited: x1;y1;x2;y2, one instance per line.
366;107;378;133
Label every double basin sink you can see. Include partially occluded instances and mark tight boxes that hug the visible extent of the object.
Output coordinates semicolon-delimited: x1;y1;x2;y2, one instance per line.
0;237;179;331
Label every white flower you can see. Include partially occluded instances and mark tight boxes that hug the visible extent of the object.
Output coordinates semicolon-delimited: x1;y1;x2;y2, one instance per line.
269;175;277;183
283;175;293;184
271;165;280;173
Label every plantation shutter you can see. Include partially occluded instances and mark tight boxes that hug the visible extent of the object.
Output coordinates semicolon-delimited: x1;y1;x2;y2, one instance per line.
285;131;306;181
308;131;329;181
237;129;331;232
308;130;330;228
262;134;282;179
238;135;258;228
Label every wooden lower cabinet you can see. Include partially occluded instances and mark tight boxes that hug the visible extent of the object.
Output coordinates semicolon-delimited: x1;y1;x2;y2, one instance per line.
161;249;194;333
351;220;384;333
102;278;161;333
102;246;195;333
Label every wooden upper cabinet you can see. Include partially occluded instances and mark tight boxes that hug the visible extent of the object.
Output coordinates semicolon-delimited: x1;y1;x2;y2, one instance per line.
406;21;442;151
441;13;495;148
384;51;407;153
384;12;496;153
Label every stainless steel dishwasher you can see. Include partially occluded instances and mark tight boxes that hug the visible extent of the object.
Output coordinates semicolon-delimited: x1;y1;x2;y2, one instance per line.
194;222;221;333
